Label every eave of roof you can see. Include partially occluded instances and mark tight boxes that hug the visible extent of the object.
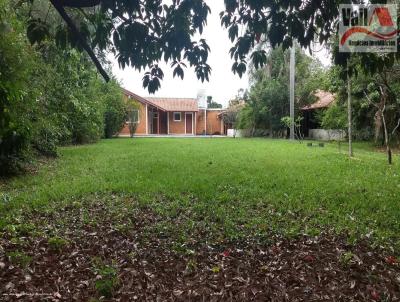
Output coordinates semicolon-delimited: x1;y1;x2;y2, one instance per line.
301;90;336;111
122;88;166;112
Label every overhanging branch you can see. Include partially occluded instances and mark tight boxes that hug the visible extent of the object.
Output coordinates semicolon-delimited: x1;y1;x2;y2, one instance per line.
59;0;100;8
50;0;110;82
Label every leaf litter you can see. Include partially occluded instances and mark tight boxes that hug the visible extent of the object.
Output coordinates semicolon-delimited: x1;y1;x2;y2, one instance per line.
0;195;399;301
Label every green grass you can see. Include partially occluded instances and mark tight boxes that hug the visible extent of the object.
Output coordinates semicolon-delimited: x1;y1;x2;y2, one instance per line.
1;138;399;246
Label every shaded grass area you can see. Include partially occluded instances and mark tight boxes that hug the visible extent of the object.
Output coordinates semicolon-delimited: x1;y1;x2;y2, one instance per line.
1;196;399;301
1;138;399;246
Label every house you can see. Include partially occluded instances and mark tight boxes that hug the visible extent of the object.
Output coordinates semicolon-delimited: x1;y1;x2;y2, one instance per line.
119;88;227;136
301;90;344;140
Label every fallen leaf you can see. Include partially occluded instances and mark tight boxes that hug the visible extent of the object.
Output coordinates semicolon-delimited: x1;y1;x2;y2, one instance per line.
304;255;315;262
386;256;398;265
371;289;380;301
222;250;230;257
211;266;220;273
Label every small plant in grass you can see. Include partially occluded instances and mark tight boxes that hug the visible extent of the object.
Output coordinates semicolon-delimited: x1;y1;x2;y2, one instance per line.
48;236;69;251
7;251;32;268
4;223;36;237
10;237;26;246
340;251;358;267
114;222;132;235
92;258;119;298
185;259;197;273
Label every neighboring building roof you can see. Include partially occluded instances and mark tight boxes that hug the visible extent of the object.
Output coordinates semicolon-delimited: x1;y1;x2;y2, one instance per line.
301;90;336;110
147;97;199;112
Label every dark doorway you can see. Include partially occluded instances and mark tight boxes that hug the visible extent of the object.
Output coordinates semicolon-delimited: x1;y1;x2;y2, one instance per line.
185;113;193;134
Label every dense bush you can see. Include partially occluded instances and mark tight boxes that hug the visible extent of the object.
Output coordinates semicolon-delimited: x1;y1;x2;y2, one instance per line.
0;3;126;176
103;83;126;139
0;5;38;174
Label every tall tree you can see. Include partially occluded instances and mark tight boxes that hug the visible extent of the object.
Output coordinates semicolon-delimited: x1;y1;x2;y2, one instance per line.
241;46;327;137
207;96;222;109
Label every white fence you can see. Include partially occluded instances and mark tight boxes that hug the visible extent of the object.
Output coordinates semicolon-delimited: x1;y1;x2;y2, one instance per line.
227;129;242;137
308;129;346;141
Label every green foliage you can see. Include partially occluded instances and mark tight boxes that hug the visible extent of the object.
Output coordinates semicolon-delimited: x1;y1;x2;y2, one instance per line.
0;2;126;175
92;260;119;298
328;57;400;143
103;81;126;138
0;2;39;174
221;1;339;76
318;105;347;130
281;116;304;141
239;46;327;136
18;0;400;95
2;138;400;248
125;98;140;137
207;96;222;109
23;0;211;93
7;251;32;268
340;251;356;268
48;236;69;251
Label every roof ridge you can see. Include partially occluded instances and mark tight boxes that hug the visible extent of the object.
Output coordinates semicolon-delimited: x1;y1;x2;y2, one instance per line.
146;97;197;100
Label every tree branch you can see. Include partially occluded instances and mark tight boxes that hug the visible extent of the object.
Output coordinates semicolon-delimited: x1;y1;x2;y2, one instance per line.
391;117;400;136
50;0;110;82
59;0;100;8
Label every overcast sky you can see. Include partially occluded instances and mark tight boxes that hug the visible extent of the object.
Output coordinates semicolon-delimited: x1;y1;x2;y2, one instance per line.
110;1;331;107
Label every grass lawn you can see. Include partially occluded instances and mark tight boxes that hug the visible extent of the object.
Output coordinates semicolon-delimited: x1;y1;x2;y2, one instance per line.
1;138;399;300
1;138;399;243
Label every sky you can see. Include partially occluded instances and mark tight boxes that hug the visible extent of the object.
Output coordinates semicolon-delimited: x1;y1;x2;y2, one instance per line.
109;1;331;107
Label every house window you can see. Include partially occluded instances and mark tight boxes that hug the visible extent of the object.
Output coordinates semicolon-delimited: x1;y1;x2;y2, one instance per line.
173;112;181;121
128;109;139;123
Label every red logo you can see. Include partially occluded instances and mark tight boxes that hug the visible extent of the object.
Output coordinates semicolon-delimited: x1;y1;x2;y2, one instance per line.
339;4;398;53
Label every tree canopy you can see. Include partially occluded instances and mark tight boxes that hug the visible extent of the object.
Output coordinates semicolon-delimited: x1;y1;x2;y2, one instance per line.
19;0;398;93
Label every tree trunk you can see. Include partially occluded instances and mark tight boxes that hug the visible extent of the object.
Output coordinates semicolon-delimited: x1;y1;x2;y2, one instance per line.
347;67;353;157
374;110;383;144
381;103;392;164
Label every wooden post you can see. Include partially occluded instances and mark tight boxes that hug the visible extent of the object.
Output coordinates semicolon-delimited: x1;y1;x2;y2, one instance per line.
347;66;353;157
290;46;295;140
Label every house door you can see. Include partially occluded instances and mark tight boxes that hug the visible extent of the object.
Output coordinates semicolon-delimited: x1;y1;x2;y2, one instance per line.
185;113;193;134
152;112;159;134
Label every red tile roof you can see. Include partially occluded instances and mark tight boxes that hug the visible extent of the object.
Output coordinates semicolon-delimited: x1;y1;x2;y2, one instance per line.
122;88;166;111
122;88;199;112
301;90;336;110
146;97;198;112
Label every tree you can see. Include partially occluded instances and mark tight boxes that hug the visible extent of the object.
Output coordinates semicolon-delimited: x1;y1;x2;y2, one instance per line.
103;81;126;138
19;0;400;94
358;67;400;164
1;1;127;175
0;3;38;174
222;106;241;138
241;46;326;137
318;104;347;151
207;96;222;109
125;98;140;138
20;0;211;93
281;116;304;142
